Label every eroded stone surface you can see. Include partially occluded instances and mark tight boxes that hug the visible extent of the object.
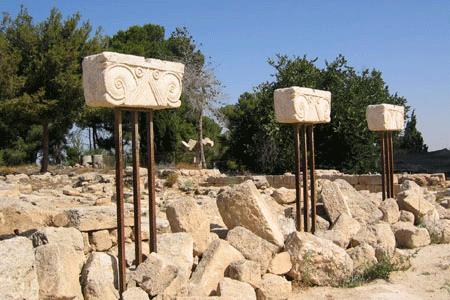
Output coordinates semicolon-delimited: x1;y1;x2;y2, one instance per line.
274;86;331;124
83;52;184;109
366;104;404;131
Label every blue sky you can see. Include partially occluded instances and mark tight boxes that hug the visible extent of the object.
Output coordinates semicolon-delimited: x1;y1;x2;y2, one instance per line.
3;0;449;151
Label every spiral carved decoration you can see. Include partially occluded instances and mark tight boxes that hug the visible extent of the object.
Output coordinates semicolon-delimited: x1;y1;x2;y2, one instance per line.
274;87;331;124
82;52;184;109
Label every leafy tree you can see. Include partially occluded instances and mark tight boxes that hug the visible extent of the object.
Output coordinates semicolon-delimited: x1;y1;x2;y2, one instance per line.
81;24;226;168
0;6;102;171
399;110;428;153
224;54;409;174
170;27;227;168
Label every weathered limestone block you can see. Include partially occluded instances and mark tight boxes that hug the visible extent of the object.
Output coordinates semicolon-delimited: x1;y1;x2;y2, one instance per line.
189;239;244;296
83;51;184;109
132;252;188;297
267;251;292;275
380;198;400;224
399;210;415;223
397;189;436;221
217;181;285;247
273;87;331;124
90;229;113;251
0;237;39;300
347;243;377;272
157;232;194;275
166;196;212;255
64;205;134;231
271;187;296;204
374;223;396;250
31;226;85;253
81;252;119;300
122;287;149;300
255;274;292;300
286;232;353;286
334;179;383;225
320;180;352;223
35;243;84;300
218;278;257;300
349;226;377;248
0;197;52;236
395;226;431;248
366;104;404;131
229;259;262;289
226;226;280;273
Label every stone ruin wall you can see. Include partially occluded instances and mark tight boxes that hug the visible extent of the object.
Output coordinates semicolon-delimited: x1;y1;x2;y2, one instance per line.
202;170;446;192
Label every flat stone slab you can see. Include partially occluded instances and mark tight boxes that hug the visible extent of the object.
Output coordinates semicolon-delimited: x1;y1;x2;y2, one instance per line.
83;51;184;109
274;86;331;123
366;104;404;131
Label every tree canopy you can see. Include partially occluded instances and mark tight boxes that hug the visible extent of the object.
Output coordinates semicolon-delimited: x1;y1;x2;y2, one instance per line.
223;54;410;174
0;6;102;170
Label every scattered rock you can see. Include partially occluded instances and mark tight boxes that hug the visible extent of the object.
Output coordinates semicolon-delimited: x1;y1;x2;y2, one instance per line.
0;237;39;300
229;259;262;289
320;180;352;223
218;277;257;300
255;273;291;300
217;181;284;247
81;252;119;300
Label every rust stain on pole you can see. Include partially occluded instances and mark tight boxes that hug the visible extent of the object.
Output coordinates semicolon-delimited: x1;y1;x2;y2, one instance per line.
131;110;142;266
301;125;309;232
388;132;395;198
308;125;316;234
114;109;126;294
294;124;302;231
147;110;157;253
380;132;386;200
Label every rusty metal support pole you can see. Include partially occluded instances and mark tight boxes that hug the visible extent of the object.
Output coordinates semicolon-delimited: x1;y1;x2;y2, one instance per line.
147;110;157;253
131;110;142;266
301;125;309;232
114;109;126;295
385;132;392;199
380;132;386;200
308;125;316;234
388;131;395;198
294;124;302;231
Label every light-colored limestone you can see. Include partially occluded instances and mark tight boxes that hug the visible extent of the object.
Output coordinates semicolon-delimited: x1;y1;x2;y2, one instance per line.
267;251;292;275
0;237;39;300
256;273;292;300
81;252;119;300
132;252;188;297
395;226;431;248
347;243;377;272
227;226;280;273
271;187;296;204
229;259;262;289
286;231;353;286
366;104;404;131
166;196;212;255
189;239;244;296
122;287;149;300
90;229;113;251
83;51;184;109
217;180;285;247
218;278;257;300
397;189;436;221
380;198;400;224
320;180;352;223
64;205;134;231
35;243;84;300
157;232;194;275
274;86;331;124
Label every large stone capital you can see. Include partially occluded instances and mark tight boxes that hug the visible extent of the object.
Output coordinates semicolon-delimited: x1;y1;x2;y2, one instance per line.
274;87;331;124
82;52;184;109
366;104;404;131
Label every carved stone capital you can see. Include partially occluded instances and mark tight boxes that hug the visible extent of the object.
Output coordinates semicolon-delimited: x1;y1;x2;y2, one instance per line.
82;52;184;109
274;87;331;124
366;104;404;131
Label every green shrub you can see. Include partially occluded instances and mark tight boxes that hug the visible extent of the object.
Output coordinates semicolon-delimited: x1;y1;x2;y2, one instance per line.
165;173;179;187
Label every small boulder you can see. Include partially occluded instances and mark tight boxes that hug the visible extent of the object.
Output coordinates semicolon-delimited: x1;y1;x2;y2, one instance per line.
395;226;431;248
218;277;256;300
229;259;262;289
255;274;291;300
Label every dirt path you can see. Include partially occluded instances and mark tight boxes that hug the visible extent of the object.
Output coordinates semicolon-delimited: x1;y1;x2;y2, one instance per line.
290;244;450;299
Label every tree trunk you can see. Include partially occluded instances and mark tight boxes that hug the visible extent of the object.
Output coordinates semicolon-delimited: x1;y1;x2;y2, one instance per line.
198;109;206;169
40;121;49;173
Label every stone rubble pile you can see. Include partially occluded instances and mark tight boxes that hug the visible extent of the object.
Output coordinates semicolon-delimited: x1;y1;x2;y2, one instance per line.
1;169;450;299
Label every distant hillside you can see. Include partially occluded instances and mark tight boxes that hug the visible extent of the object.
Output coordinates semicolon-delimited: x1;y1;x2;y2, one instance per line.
395;148;450;176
